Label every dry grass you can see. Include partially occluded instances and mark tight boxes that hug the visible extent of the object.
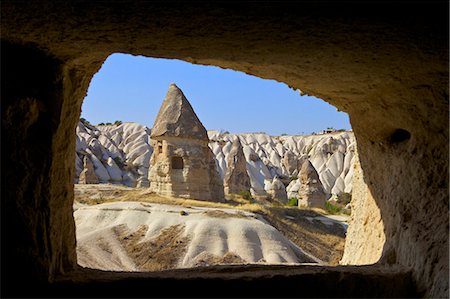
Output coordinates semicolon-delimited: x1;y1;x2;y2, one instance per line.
202;210;248;219
115;224;189;271
191;251;247;267
74;184;346;265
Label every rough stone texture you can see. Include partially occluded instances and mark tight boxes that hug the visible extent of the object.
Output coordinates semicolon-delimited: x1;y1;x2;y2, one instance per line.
1;2;448;297
148;85;225;202
151;84;208;141
340;151;385;265
297;160;327;209
209;130;356;200
265;176;288;204
78;156;99;184
223;138;251;195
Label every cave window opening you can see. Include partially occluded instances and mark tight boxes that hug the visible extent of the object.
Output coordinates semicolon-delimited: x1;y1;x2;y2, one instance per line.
158;141;163;154
171;156;184;170
73;52;365;274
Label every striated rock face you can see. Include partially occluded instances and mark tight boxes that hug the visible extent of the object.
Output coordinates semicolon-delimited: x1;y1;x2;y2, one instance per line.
148;84;224;202
297;160;327;209
340;151;385;265
75;120;152;187
209;130;356;202
78;156;99;184
223;137;251;195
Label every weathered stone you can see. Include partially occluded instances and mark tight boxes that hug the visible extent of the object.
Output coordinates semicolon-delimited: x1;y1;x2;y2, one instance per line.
79;156;99;184
150;83;208;141
298;160;327;209
282;150;298;175
265;176;288;204
148;84;224;202
223;137;251;195
1;3;448;298
340;151;385;265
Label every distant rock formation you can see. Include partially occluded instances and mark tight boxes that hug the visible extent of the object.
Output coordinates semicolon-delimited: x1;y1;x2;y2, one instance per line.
148;84;225;202
79;156;99;184
297;160;327;209
265;176;288;204
209;131;356;202
223;137;251;196
74;119;356;206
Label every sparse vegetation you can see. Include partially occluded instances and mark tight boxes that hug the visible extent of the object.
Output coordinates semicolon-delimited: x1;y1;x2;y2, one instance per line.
80;118;92;126
238;190;253;201
98;122;105;126
74;184;347;265
114;120;123;125
325;201;350;215
287;197;298;207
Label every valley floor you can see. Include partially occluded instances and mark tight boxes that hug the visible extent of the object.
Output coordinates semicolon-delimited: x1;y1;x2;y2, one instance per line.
74;184;347;271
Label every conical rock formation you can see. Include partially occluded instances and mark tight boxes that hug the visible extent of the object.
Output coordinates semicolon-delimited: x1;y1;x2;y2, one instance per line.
79;155;99;184
223;137;251;195
151;83;208;140
298;160;327;208
148;84;224;202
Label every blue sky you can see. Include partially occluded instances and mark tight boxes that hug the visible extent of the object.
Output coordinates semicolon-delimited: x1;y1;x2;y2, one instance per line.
81;53;351;135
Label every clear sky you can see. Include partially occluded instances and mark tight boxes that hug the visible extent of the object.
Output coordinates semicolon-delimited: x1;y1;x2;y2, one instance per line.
81;53;351;136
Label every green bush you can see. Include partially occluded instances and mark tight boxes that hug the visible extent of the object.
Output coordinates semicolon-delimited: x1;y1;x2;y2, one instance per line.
80;117;92;126
114;120;123;125
287;197;298;207
238;190;253;200
98;122;105;126
325;201;350;215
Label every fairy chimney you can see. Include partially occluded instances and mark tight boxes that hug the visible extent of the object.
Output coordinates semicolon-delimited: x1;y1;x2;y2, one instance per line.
148;83;225;202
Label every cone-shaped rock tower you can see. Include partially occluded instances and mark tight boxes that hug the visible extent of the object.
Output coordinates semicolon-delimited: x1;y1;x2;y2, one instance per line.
148;84;225;202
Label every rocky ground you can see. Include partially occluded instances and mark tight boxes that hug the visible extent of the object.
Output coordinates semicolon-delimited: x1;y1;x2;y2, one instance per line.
74;184;347;271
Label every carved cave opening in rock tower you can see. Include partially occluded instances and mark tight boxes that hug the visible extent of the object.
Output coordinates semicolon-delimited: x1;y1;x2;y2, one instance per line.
72;53;377;273
171;156;184;170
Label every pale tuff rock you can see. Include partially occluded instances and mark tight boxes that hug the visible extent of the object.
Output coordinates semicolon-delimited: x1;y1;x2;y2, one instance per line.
286;179;301;199
282;150;299;175
223;137;251;195
264;176;288;204
150;83;208;141
79;156;99;184
75;120;355;204
148;84;224;202
297;160;327;209
75;120;152;187
340;151;385;265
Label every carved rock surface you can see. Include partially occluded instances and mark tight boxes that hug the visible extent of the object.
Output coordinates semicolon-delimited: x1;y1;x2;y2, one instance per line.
148;85;224;202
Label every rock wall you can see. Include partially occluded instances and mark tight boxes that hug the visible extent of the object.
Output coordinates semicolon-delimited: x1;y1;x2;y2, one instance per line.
340;151;385;265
